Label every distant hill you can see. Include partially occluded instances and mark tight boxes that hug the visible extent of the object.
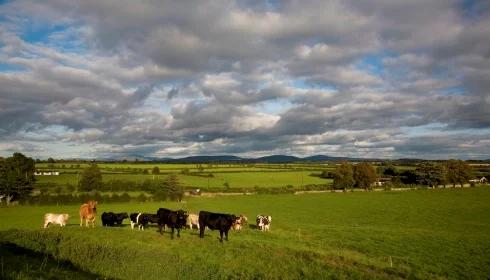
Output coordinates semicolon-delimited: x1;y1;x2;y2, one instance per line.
254;155;300;163
166;155;244;163
152;154;375;163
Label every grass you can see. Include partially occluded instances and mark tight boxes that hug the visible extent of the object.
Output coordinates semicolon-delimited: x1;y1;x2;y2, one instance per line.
35;171;332;189
0;187;489;279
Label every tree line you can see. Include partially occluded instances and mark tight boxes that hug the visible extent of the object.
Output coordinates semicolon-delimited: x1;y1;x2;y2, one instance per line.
330;160;474;189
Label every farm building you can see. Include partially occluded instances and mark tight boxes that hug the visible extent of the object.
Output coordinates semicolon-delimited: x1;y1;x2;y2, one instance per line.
469;177;487;184
34;171;60;176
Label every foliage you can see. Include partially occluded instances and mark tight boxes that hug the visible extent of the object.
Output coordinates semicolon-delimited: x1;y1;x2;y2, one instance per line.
333;161;354;189
445;160;472;187
415;162;445;187
152;166;160;175
79;164;102;192
162;174;184;201
353;163;377;189
0;153;36;204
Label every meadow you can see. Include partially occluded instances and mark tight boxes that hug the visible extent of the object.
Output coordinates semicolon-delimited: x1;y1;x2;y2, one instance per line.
1;187;489;279
35;162;334;190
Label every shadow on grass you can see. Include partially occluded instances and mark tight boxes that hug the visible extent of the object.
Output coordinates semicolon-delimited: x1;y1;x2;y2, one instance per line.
0;242;110;280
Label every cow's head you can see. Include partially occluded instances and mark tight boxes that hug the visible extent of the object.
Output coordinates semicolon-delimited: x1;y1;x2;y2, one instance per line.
121;213;129;219
87;200;97;210
176;210;188;226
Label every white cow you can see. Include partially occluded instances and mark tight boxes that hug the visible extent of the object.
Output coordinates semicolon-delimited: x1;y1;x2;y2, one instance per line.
256;215;272;231
186;213;199;230
44;213;69;228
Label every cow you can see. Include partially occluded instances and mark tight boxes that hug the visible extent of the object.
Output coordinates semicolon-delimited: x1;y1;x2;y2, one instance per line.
198;211;239;242
157;208;188;239
129;213;155;230
101;212;128;226
79;200;97;227
232;214;248;231
186;213;199;230
256;215;272;231
44;213;69;228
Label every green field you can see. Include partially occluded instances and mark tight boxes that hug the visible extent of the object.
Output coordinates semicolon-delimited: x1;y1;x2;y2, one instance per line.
35;171;332;189
1;187;489;279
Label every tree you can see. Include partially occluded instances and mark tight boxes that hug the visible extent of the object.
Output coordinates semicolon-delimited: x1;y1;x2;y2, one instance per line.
79;164;102;192
0;153;35;205
162;174;184;201
415;162;445;188
47;157;55;163
152;166;160;175
353;163;377;189
333;161;354;189
445;160;472;187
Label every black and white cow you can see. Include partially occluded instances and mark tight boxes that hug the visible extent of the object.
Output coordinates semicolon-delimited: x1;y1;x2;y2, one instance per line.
129;212;154;230
256;215;272;231
101;212;128;226
198;211;239;242
157;208;188;239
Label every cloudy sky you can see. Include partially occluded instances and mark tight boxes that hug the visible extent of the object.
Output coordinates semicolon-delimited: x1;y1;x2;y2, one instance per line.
0;0;489;159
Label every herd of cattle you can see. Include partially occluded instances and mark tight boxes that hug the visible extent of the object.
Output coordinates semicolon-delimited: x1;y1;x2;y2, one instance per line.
43;200;272;242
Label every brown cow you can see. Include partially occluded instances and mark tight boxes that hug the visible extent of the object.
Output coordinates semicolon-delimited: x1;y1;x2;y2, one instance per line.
79;200;97;227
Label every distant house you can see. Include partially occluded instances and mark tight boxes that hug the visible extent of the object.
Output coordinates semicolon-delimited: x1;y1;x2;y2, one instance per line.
373;177;392;186
469;177;487;184
34;171;60;176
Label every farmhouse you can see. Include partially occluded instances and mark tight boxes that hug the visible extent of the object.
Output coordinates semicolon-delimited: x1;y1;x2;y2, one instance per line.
34;171;60;176
373;177;392;186
469;177;487;184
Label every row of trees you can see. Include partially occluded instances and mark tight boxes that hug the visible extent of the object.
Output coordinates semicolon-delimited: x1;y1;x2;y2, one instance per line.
332;160;473;189
333;162;377;189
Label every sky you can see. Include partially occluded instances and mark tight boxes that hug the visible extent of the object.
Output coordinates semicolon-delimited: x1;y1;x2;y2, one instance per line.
0;0;489;160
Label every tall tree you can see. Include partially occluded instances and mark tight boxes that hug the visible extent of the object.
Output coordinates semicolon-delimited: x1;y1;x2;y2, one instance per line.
445;160;472;187
353;163;377;189
415;162;445;188
0;153;35;205
152;166;160;175
162;174;184;201
79;164;102;192
333;161;354;189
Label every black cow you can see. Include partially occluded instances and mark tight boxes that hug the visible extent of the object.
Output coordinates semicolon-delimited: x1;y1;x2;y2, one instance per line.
129;212;155;230
101;212;128;226
157;208;188;239
198;211;238;242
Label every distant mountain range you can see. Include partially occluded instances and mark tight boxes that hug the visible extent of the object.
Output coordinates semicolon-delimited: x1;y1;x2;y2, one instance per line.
110;154;376;163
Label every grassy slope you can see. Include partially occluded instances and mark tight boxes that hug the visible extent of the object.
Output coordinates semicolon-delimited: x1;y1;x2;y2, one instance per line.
35;171;332;189
0;188;489;279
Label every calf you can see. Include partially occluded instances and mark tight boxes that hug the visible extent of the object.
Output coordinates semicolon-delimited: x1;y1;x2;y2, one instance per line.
44;213;69;228
199;211;238;242
232;214;248;231
157;208;188;239
186;213;199;230
101;212;128;226
256;215;272;231
79;200;97;227
129;213;154;230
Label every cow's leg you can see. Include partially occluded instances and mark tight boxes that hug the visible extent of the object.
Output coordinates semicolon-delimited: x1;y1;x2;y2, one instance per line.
158;223;163;234
219;230;224;242
199;226;205;238
177;228;181;238
80;218;83;227
225;229;229;241
44;222;49;228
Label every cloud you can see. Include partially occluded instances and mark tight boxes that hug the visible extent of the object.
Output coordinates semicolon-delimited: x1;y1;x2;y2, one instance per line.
0;0;489;159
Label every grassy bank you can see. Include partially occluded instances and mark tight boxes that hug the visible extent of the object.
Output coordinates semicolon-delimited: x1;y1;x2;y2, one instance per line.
0;187;489;279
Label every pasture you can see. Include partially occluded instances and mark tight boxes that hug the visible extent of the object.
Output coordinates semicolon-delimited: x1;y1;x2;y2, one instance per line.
1;187;489;279
35;167;333;190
